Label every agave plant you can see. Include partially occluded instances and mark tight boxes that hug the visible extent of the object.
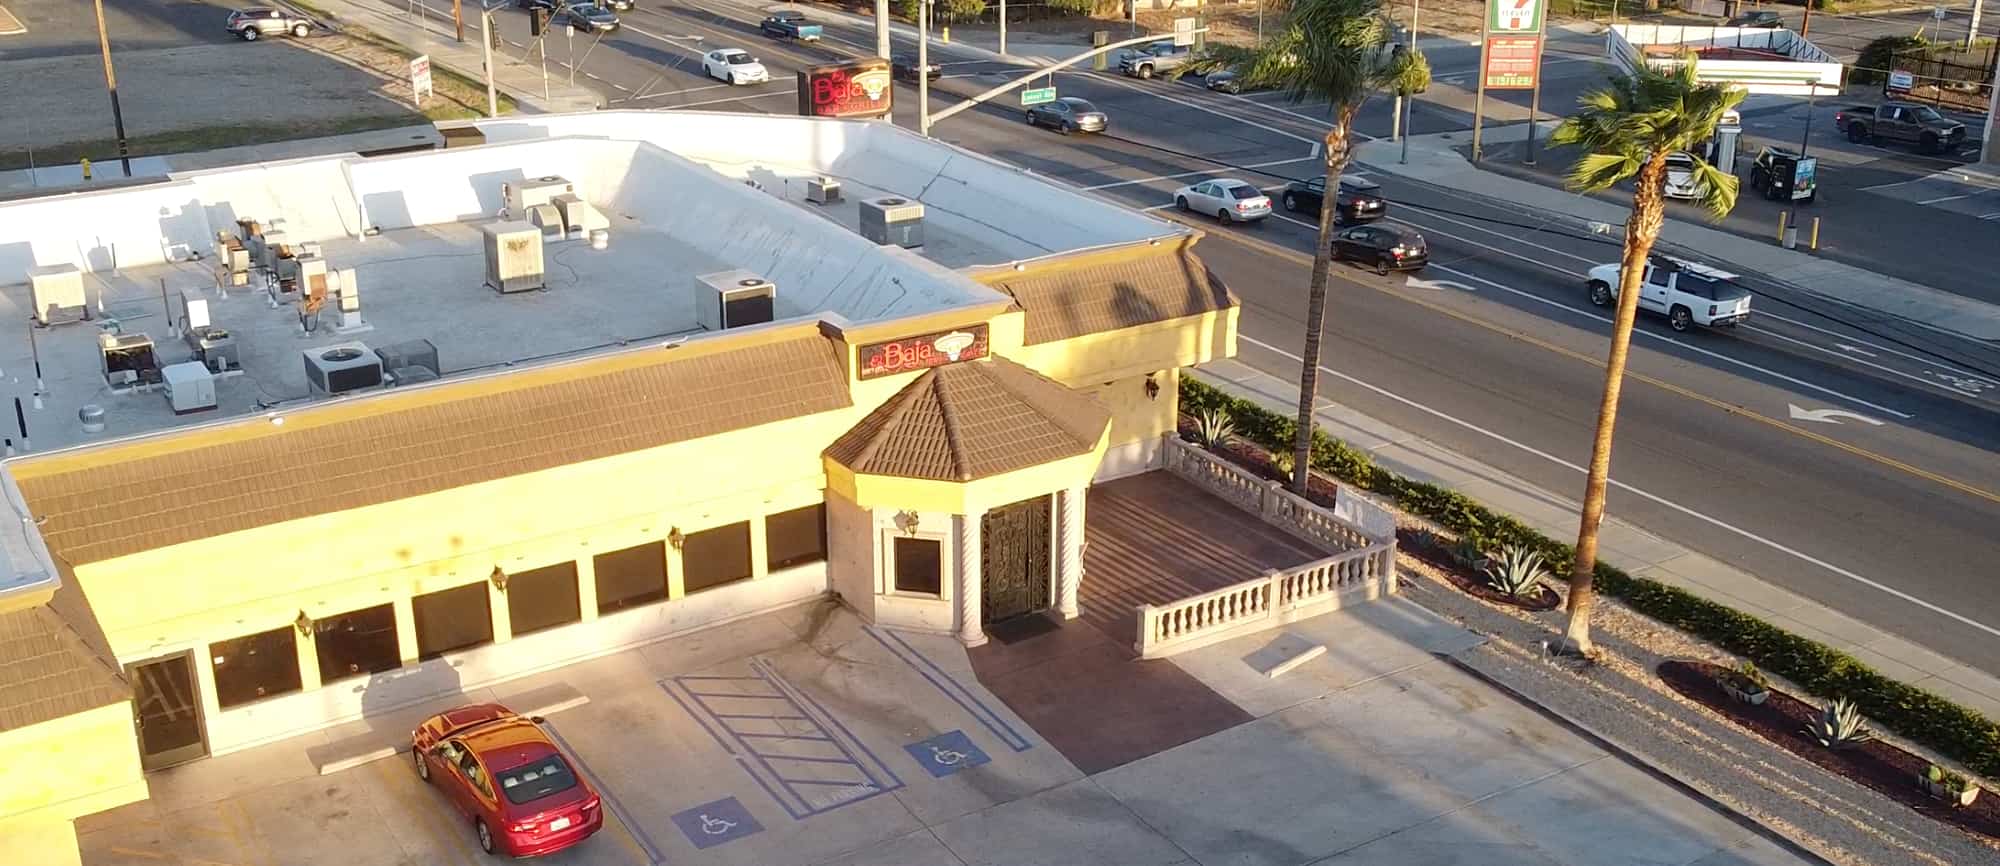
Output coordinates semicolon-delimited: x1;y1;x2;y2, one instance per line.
1451;536;1489;571
1804;698;1873;750
1482;545;1548;598
1194;408;1236;451
1268;446;1297;478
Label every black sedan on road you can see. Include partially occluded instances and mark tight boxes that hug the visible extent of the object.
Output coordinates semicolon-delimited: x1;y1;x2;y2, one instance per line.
892;53;941;82
1280;175;1388;224
1204;71;1265;94
1332;224;1428;274
1025;97;1107;134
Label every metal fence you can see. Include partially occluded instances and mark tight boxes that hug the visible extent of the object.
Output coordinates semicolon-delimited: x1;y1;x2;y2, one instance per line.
1878;43;1997;114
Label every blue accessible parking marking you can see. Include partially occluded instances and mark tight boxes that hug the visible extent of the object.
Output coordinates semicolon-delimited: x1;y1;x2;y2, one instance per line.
670;796;765;850
904;729;991;778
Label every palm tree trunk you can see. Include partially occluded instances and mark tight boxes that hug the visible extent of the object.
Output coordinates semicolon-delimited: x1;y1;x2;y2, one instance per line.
1563;151;1671;655
1290;106;1356;494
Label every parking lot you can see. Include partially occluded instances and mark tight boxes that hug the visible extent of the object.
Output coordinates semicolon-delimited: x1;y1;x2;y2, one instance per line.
73;594;1820;866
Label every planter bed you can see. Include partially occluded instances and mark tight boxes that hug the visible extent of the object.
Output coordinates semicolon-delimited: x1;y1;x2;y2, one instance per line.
1174;421;1340;502
1658;659;2000;840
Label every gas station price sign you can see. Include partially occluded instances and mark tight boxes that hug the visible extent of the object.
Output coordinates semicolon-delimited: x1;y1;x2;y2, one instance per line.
797;59;894;120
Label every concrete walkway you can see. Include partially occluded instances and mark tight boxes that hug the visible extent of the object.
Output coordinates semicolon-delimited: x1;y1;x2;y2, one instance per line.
309;0;602;113
1192;357;2000;730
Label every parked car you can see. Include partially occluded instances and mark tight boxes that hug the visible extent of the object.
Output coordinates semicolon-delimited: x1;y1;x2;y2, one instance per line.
412;703;604;857
1332;224;1429;274
1119;42;1192;79
1204;70;1262;94
760;9;822;41
1279;175;1386;224
1025;96;1106;134
1747;145;1816;203
225;7;314;41
1662;151;1704;200
1834;101;1967;154
1585;255;1751;332
520;0;630;11
554;1;620;32
1174;178;1273;224
703;49;769;85
892;53;941;82
1725;10;1782;27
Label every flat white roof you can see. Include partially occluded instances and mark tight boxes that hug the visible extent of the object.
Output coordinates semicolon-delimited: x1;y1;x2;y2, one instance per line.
0;110;1190;599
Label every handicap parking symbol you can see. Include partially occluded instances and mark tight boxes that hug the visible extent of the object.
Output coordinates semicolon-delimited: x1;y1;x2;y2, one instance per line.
670;796;764;850
903;729;991;778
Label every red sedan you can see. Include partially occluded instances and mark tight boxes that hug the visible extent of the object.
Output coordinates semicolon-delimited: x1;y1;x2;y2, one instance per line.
412;703;604;857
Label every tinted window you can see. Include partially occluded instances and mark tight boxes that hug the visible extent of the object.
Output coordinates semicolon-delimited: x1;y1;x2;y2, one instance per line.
1647;267;1673;287
893;536;943;595
497;754;581;806
1226;185;1261;199
314;604;401;684
1065;99;1098;113
1913;106;1943;122
684;522;753;594
725;52;752;64
507;561;581;637
212;626;302;709
413;582;493;660
766;504;828;571
594;541;667;614
1307;178;1325;192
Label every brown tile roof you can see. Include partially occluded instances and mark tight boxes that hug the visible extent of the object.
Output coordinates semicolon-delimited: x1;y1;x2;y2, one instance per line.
0;579;129;732
826;356;1109;482
978;239;1234;345
15;330;852;565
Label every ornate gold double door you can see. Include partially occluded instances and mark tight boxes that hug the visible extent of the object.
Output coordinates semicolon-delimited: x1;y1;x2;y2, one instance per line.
981;495;1052;624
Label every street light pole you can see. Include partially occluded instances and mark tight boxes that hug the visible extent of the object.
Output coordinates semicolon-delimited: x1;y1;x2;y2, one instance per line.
1392;0;1418;143
454;0;464;42
1970;0;1986;50
482;10;499;118
91;0;132;177
1000;0;1008;56
1799;89;1816;156
918;0;932;136
875;0;890;58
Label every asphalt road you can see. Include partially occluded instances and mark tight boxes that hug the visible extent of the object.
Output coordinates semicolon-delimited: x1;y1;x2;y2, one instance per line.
323;0;2000;678
0;0;241;58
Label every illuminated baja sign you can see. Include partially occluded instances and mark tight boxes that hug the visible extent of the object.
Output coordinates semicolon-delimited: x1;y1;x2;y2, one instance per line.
797;59;893;120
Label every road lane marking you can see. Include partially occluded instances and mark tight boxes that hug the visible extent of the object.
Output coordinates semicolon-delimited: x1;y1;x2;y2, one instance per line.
1918;193;1973;204
1790;404;1886;425
1184;213;1998;502
1081;156;1319;190
1080;72;1324;146
107;848;167;860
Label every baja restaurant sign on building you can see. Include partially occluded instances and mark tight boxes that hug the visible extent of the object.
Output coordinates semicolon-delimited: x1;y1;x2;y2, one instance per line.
857;324;989;380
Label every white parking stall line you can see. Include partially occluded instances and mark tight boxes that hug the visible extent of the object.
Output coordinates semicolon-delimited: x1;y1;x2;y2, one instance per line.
1236;332;2000;643
1082;157;1319;190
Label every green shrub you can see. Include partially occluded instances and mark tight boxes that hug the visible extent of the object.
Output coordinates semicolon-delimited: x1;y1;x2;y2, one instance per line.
1854;35;1929;85
1179;376;2000;776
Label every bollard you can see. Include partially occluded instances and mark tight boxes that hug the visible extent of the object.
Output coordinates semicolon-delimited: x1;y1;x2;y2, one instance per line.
1810;217;1821;251
941;26;949;44
80;158;92;181
1775;210;1789;244
1093;30;1109;71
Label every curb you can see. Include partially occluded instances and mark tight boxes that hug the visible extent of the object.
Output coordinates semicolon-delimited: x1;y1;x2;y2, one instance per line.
1435;651;1841;866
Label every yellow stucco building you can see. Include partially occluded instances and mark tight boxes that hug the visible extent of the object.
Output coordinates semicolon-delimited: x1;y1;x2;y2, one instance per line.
0;111;1236;863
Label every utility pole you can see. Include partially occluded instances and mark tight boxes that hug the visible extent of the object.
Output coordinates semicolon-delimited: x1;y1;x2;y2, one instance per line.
1392;0;1417;142
1471;7;1489;161
1800;0;1813;38
482;10;499;117
454;0;465;42
1257;0;1265;44
1400;0;1418;162
91;0;132;177
918;0;931;136
1970;0;1985;50
876;0;890;58
1000;0;1007;56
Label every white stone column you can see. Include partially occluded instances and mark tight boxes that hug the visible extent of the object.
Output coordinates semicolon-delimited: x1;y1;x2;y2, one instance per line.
1057;486;1085;620
956;513;987;647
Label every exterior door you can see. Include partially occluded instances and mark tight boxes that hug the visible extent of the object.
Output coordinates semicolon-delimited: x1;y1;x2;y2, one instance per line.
129;653;209;771
981;495;1052;624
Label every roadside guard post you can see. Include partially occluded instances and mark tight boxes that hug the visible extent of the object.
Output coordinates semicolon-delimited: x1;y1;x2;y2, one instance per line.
1093;31;1109;71
80;158;91;181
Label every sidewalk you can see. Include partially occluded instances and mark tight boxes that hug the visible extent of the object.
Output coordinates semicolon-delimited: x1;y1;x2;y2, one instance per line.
307;0;601;113
0;125;445;195
1354;127;2000;343
1191;356;2000;724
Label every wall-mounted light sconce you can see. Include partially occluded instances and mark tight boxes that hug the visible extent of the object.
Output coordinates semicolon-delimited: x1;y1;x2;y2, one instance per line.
894;510;922;536
294;610;313;636
489;566;509;592
668;527;685;549
1144;373;1160;401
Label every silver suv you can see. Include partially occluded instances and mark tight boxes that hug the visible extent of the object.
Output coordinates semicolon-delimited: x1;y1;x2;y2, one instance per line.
227;7;315;41
1119;42;1191;79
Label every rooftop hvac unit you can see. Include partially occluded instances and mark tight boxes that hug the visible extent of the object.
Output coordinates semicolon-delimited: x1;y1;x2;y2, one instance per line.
161;362;217;414
302;342;384;395
526;204;564;237
859;197;924;248
187;326;238;373
26;264;87;326
806;178;841;205
507;175;574;216
695;270;777;331
258;231;291;270
390;366;440;386
552;194;607;238
376;339;440;380
483;221;545;294
98;332;159;388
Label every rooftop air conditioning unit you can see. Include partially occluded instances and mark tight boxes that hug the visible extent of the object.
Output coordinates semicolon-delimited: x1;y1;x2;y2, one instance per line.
376;339;440;380
303;342;384;395
162;362;217;414
859;197;924;248
26;264;87;326
806;178;841;205
508;175;574;216
695;270;777;331
99;332;159;388
483;220;545;294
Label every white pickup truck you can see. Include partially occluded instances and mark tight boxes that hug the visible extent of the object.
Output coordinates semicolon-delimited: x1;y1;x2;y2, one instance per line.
1585;255;1751;332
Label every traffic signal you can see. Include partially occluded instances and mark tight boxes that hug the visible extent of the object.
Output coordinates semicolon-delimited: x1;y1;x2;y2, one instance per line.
531;7;548;36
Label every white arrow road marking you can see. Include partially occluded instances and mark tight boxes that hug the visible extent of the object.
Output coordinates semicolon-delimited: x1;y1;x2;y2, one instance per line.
1788;404;1886;426
1834;343;1878;358
1406;275;1475;292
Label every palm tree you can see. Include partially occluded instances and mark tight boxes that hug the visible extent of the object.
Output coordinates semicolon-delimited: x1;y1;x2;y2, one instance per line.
1548;56;1743;654
1174;0;1427;495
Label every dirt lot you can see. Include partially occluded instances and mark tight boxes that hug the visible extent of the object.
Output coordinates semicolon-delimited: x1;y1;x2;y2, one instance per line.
0;31;500;169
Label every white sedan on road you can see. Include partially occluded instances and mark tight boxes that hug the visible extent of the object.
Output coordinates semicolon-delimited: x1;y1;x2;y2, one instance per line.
1173;178;1273;224
703;49;769;85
